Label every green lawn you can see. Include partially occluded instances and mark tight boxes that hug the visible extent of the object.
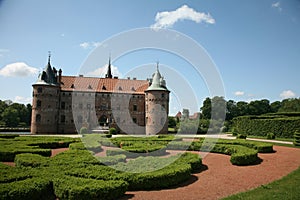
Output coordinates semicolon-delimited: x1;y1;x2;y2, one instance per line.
223;166;300;200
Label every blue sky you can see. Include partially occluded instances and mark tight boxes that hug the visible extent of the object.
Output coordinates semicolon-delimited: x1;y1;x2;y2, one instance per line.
0;0;299;115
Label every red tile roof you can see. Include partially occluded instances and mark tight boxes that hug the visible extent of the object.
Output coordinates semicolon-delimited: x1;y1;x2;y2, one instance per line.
60;76;149;94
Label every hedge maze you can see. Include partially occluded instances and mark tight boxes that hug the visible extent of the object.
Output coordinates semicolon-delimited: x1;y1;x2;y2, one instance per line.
0;134;274;199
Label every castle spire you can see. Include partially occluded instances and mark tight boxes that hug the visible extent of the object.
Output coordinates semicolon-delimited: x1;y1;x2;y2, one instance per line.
48;51;51;64
106;55;113;78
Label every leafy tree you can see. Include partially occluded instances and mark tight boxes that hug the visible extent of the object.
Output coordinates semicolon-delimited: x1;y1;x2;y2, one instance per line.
270;101;281;113
211;96;226;120
168;116;177;128
200;97;211;119
279;98;300;112
1;107;20;127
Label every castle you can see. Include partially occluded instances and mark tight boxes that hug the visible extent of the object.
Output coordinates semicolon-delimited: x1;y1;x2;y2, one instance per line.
31;55;170;135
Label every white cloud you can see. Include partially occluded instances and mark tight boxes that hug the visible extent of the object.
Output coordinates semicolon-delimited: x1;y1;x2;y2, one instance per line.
14;96;32;104
234;91;245;96
150;5;215;29
86;64;122;78
0;62;38;77
280;90;296;99
272;2;282;12
79;42;102;49
79;42;90;49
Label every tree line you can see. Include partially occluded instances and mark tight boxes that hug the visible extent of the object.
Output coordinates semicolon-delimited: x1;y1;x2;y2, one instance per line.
0;100;32;128
169;97;300;134
201;97;300;121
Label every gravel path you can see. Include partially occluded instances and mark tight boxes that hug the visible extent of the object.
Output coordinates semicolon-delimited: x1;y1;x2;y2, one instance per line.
121;146;300;200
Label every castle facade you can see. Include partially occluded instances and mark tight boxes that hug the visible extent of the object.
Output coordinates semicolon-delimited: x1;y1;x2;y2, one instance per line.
31;56;169;135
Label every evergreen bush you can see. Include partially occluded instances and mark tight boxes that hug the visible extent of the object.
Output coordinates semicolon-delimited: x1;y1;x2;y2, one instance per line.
294;130;300;146
267;132;276;139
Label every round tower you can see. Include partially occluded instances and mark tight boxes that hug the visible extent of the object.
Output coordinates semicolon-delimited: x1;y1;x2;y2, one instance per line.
145;64;170;135
31;54;60;134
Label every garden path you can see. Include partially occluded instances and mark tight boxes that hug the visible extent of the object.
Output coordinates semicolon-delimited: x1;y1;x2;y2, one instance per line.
121;145;300;200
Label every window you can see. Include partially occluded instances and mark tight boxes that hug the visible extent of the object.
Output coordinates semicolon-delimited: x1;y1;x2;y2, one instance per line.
37;87;42;93
61;115;66;123
161;104;165;111
37;100;41;108
79;103;83;109
36;114;41;123
133;117;137;124
133;104;137;111
161;93;165;98
61;102;65;109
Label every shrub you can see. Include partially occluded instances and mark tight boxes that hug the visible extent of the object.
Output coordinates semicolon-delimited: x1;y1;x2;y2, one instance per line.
80;127;88;134
0;134;19;139
294;130;300;146
267;132;276;139
15;153;49;168
237;134;247;139
96;155;126;165
109;127;117;135
174;152;202;172
53;176;128;200
0;178;55;200
233;116;300;138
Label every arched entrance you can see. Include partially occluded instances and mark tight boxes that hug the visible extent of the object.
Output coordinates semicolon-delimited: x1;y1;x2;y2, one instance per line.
98;115;107;126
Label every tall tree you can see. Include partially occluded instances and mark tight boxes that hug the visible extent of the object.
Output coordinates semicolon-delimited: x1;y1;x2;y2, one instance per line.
200;97;211;119
1;107;20;127
279;98;300;112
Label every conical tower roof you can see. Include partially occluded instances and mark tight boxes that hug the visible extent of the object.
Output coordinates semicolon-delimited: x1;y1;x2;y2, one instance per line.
146;63;169;92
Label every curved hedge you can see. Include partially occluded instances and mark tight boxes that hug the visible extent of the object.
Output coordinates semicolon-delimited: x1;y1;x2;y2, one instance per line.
0;178;54;200
15;153;49;168
53;176;128;200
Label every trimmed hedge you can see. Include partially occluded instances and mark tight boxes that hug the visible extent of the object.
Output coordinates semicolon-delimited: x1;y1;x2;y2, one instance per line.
15;153;49;168
233;116;300;138
294;131;300;146
53;176;128;200
0;136;78;162
0;177;55;200
0;148;51;162
0;134;19;139
96;154;126;165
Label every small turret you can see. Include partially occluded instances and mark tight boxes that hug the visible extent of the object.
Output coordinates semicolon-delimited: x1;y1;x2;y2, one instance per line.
145;63;170;135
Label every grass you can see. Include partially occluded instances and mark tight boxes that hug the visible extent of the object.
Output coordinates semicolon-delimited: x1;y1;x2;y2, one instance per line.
223;167;300;200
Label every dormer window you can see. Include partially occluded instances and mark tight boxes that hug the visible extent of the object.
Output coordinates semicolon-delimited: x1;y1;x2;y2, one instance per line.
88;85;92;89
102;85;106;90
131;87;135;91
118;86;122;90
71;84;75;88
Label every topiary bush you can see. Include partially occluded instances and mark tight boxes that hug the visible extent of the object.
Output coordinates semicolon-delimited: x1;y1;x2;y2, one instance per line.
80;127;88;134
294;130;300;146
237;134;247;139
15;153;49;168
109;127;117;135
0;177;55;200
267;132;276;139
53;176;128;200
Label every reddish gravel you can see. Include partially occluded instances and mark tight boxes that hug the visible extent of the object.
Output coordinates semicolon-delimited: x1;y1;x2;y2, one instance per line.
51;148;69;157
121;146;300;200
